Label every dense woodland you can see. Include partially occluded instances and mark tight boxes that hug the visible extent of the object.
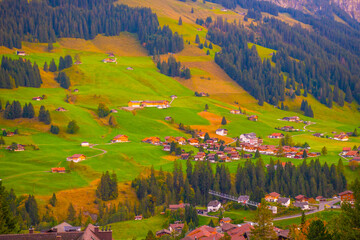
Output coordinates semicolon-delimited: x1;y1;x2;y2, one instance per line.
0;57;42;89
205;0;360;106
0;0;184;55
156;55;191;79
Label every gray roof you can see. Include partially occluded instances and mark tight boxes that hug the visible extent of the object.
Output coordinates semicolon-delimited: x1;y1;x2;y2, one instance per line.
278;197;290;204
237;195;250;202
207;200;221;207
293;201;308;208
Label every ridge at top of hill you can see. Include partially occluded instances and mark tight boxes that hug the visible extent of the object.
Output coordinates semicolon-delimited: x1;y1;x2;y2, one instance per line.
260;0;360;21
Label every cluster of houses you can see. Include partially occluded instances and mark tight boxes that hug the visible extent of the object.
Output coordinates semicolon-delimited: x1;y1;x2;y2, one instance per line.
239;133;319;159
341;147;360;162
333;132;350;141
128;100;170;109
281;116;302;122
6;144;25;152
276;126;300;132
32;96;43;101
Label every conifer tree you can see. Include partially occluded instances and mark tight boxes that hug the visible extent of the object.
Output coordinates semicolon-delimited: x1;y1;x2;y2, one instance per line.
64;55;73;68
0;136;5;146
58;56;65;71
178;17;183;25
38;105;46;122
108;116;117;127
47;42;53;51
338;91;345;107
255;149;261;158
0;182;18;234
50;125;60;134
345;86;353;103
221;116;227;125
97;103;110;118
49;58;57;72
22;103;28;118
353;128;359;137
321;146;327;156
195;34;200;44
251;199;277;239
25;195;39;226
67;203;76;223
43;62;48;72
27;103;35;118
49;193;57;207
209;43;213;49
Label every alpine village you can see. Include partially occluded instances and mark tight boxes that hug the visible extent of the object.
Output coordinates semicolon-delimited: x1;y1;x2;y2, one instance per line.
1;0;360;239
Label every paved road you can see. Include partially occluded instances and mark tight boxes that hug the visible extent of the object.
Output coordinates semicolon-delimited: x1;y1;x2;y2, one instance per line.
274;198;341;221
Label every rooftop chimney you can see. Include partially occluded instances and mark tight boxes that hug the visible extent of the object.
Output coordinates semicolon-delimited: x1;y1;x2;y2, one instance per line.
29;227;34;234
94;226;99;234
56;235;62;240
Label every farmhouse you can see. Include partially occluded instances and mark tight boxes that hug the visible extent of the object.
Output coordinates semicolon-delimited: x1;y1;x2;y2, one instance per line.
169;222;185;234
164;116;172;121
175;137;187;145
334;133;349;141
338;190;354;203
134;215;143;220
280;126;297;132
80;142;89;147
220;217;232;225
6;144;25;152
185;225;221;240
51;167;66;173
168;203;190;211
248;115;258;121
181;153;190;160
197;132;206;139
237;195;250;204
216;128;228;136
66;154;86;163
165;136;176;143
207;200;221;212
74;60;82;65
343;151;359;158
102;58;116;63
194;152;206;161
239;132;262;145
230;109;241;114
108;53;115;57
55;107;67;112
16;50;26;56
163;145;171;152
278;197;291;207
128;101;142;108
188;138;199;146
293;202;310;210
282;116;300;122
265;192;280;202
32;96;43;101
156;229;171;238
269;133;284;139
313;133;324;137
295;195;307;202
111;135;129;143
142;100;170;109
142;137;161;145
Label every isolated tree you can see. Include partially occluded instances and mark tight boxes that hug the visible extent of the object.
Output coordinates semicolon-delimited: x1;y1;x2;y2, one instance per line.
251;199;277;239
221;116;227;125
191;7;194;13
49;59;57;72
195;34;200;44
43;62;48;72
49;193;57;207
204;104;209;111
178;17;183;25
302;150;308;159
301;211;306;228
66;120;79;134
321;146;328;156
97;103;110;118
206;49;210;55
50;125;60;134
353;128;359;137
108;116;117;127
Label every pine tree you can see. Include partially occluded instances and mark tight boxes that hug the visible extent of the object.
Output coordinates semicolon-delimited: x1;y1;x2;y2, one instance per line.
178;17;183;25
49;193;57;207
22;103;28;118
38;105;46;122
205;104;209;111
0;181;18;234
44;110;51;124
255;149;261;158
66;120;79;134
191;8;194;13
49;58;57;72
251;199;277;239
64;55;73;68
43;62;48;72
58;56;65;71
206;49;210;55
302;150;308;159
306;219;331;240
353;128;359;137
345;86;353;103
108;116;117;127
27;103;35;118
25;195;39;226
67;203;76;223
0;136;5;146
48;42;53;51
209;43;213;49
221;116;227;125
195;34;200;44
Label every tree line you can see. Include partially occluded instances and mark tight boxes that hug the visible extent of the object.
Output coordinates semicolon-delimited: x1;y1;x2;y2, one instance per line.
0;56;42;89
0;0;184;55
2;101;51;124
156;55;191;79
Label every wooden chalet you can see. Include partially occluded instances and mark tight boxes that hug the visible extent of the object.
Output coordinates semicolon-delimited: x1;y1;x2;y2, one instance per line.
51;167;66;173
269;133;284;139
66;154;86;163
338;190;354;202
111;135;129;143
248;115;258;121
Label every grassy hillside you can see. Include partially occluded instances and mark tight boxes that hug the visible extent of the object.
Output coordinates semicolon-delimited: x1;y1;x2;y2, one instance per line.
0;1;360;237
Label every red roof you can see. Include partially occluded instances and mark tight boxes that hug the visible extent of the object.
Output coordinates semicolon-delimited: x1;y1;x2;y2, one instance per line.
268;192;280;198
339;190;353;196
295;195;305;200
343;147;351;151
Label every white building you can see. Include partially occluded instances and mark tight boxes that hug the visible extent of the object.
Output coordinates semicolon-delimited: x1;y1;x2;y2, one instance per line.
207;200;221;212
216;128;228;136
81;142;90;147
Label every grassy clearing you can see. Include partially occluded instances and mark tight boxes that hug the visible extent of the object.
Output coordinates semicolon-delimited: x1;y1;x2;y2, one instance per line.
274;209;341;229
